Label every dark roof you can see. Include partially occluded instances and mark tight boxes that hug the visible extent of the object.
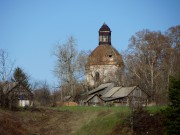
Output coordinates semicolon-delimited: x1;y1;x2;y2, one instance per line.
85;94;104;103
99;23;111;31
88;83;114;95
0;81;33;99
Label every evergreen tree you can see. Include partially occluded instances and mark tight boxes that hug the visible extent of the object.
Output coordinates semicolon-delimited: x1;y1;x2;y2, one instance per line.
164;76;180;135
12;67;30;90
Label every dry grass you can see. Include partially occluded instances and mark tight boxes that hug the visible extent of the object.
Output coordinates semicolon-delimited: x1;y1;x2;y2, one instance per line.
0;107;109;135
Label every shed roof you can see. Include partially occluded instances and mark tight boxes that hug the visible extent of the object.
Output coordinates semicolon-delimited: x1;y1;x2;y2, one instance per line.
85;94;104;103
88;83;113;95
112;86;137;98
64;96;72;101
102;87;122;97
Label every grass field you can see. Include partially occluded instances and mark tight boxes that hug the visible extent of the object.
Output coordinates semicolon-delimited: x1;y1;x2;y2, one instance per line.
54;106;130;135
146;105;167;114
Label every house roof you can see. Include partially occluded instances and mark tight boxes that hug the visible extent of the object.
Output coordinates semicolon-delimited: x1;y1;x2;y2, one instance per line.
84;85;149;103
111;86;137;98
64;96;72;101
0;81;33;100
88;83;114;95
85;94;104;103
102;86;122;97
101;97;123;102
0;82;18;89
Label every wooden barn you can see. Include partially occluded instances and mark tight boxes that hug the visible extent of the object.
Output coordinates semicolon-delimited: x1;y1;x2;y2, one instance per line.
84;83;149;107
102;86;149;107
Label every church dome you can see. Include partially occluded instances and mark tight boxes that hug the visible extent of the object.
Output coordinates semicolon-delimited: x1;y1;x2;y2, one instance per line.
86;45;124;67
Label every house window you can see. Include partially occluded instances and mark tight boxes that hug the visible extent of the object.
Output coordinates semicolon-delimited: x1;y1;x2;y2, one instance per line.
95;72;100;81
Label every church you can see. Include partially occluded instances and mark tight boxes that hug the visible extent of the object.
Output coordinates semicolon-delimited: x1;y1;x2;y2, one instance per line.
85;23;124;88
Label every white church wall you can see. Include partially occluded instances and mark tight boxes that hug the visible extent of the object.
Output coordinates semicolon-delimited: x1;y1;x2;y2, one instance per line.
86;65;121;87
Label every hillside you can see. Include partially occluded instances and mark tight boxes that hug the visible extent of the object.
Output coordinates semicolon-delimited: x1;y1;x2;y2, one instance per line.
0;106;130;135
0;106;165;135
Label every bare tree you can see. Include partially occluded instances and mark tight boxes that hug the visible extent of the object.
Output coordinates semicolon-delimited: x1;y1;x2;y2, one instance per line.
33;81;51;106
0;49;16;108
165;25;180;77
53;36;88;97
124;30;171;104
0;49;14;82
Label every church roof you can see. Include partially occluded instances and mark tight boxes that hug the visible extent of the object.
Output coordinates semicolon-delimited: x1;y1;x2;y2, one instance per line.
86;45;124;66
99;23;111;31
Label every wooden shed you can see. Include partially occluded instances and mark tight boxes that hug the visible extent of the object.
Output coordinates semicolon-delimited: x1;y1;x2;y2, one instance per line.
102;86;149;107
85;94;104;106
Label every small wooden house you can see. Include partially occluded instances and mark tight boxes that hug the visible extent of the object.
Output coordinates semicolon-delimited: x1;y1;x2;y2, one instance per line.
0;81;33;108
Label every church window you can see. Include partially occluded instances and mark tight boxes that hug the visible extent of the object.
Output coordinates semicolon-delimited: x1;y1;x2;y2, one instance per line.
103;36;106;42
99;35;102;42
106;36;108;42
95;72;100;81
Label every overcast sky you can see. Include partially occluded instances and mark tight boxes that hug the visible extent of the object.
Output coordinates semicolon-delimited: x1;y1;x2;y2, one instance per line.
0;0;180;86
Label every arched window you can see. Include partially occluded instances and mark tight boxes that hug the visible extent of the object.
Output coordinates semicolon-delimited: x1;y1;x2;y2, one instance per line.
95;72;100;81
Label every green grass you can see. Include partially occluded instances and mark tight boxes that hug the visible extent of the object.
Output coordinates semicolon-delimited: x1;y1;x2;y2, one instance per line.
53;106;130;135
147;105;167;114
54;105;129;113
54;105;166;114
73;112;123;135
52;106;166;135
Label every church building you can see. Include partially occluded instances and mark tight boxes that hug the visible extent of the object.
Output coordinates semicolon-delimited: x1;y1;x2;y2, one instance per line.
86;23;124;88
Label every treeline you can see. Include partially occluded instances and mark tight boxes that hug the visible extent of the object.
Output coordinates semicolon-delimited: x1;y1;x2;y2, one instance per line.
123;25;180;104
